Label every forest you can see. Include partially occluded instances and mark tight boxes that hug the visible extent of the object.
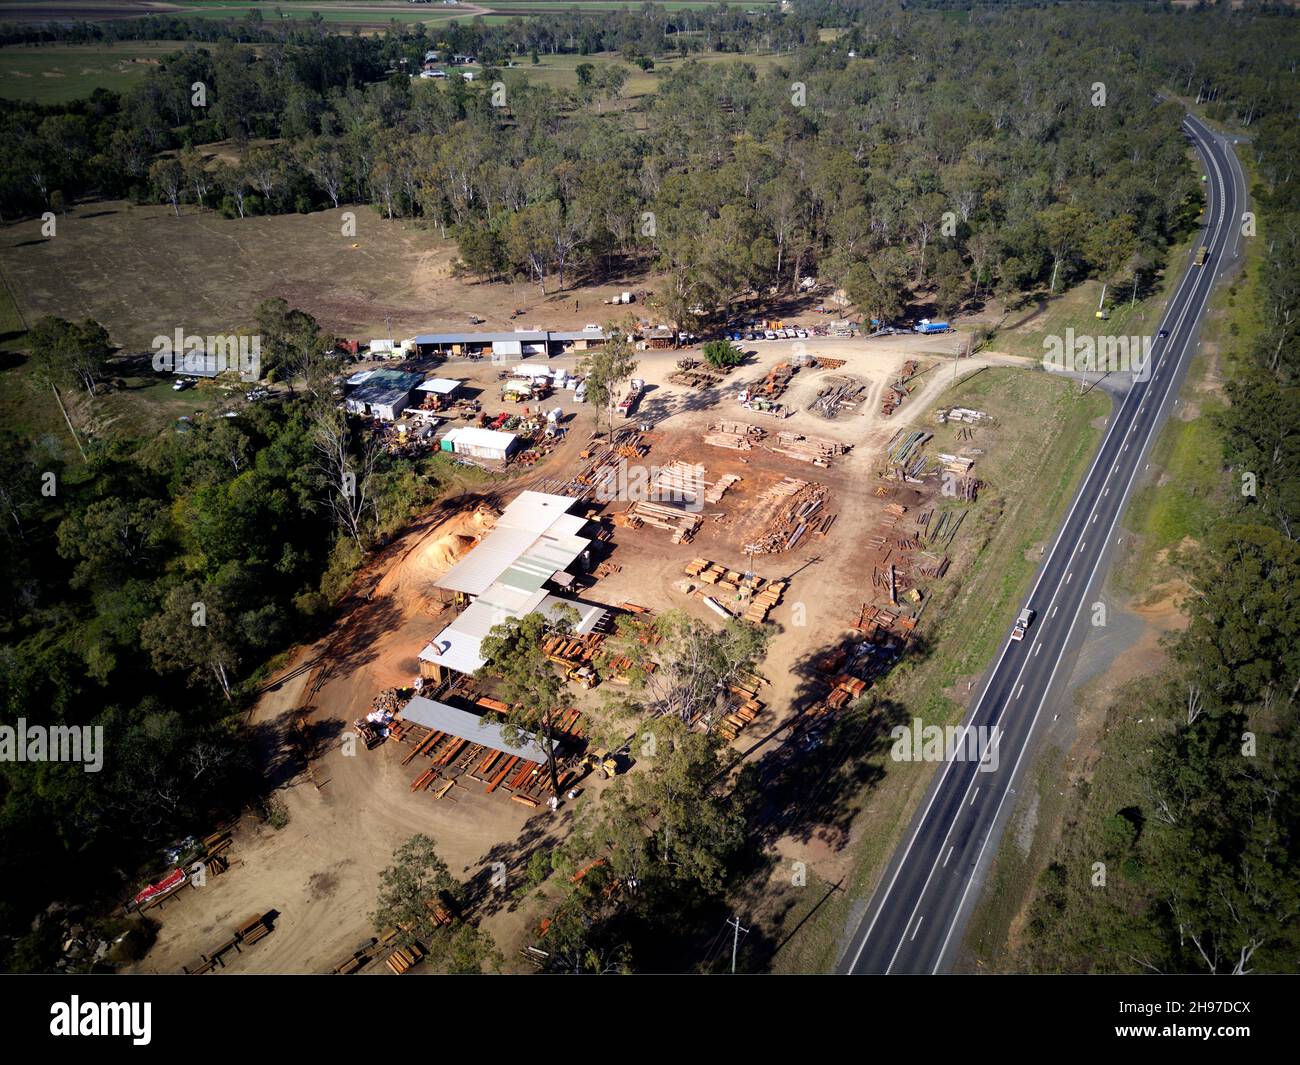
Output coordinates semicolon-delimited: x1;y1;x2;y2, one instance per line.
0;0;1298;971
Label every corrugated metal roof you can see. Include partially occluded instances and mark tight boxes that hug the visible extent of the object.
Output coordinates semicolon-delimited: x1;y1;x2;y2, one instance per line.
418;592;608;676
416;377;462;393
435;493;587;596
444;426;517;451
548;329;607;342
397;696;549;762
414;329;606;345
414;331;548;345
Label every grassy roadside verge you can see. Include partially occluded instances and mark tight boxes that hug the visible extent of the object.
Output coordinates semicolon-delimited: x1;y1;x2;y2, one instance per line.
958;141;1260;972
768;366;1111;973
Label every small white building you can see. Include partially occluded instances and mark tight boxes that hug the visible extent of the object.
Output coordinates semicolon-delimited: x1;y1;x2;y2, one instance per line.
440;426;519;462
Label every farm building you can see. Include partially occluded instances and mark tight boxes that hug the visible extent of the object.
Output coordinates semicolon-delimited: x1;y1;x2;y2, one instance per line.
417;492;606;682
413;327;607;360
440;426;519;462
344;369;424;421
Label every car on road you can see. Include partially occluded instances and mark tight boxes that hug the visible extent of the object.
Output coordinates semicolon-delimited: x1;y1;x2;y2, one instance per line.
1157;328;1169;339
1010;606;1036;642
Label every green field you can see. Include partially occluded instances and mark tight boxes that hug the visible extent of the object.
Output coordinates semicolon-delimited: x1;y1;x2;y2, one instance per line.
0;42;196;104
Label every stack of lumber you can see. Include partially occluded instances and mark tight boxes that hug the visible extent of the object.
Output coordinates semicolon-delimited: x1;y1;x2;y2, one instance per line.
710;420;765;438
809;376;867;419
385;943;425;975
652;460;705;505
716;678;766;740
743;578;787;623
758;362;797;398
543;632;603;667
770;430;850;466
704;430;754;451
704;474;741;503
626;500;701;543
235;914;271;946
743;479;828;555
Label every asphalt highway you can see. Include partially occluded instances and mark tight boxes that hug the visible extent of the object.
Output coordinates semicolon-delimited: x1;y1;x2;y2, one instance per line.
841;112;1247;975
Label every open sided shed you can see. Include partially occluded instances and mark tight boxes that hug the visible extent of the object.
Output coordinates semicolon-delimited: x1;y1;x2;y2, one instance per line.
398;695;550;762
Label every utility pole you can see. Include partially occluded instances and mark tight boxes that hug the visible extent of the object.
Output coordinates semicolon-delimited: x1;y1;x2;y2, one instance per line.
727;915;749;974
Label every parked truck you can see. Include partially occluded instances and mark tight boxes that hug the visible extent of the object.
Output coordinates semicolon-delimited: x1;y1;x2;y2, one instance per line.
913;319;952;335
618;378;645;417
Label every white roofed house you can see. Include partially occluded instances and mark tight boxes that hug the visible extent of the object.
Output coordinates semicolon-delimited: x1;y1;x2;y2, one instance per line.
417;492;608;687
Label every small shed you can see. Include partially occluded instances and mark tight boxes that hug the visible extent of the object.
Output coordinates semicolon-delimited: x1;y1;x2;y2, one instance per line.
441;426;520;462
416;377;463;402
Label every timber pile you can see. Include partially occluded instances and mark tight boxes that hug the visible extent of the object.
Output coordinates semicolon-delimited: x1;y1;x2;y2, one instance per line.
885;429;932;481
809;375;868;419
652;460;706;505
625;500;701;543
544;631;604;667
743;579;787;623
704;473;741;504
742;479;828;555
769;430;850;466
758;362;797;399
669;366;723;388
704;420;764;450
715;673;768;740
703;430;753;450
685;559;786;622
183;914;273;974
385;944;425;975
534;426;646;499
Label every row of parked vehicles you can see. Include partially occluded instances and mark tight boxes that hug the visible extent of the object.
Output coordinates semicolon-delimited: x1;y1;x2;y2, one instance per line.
729;326;825;342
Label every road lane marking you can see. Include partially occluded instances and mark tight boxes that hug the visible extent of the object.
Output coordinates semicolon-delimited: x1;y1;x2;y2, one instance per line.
854;127;1229;974
926;118;1234;975
943;846;954;868
969;788;980;807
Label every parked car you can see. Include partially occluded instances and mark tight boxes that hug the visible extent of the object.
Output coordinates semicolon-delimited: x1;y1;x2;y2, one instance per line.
172;378;193;391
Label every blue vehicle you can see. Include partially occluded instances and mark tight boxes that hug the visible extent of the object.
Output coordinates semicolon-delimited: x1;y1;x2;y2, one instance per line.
913;319;951;335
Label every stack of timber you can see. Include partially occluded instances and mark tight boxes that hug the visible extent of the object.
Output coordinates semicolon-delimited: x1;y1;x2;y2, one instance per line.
704;473;741;504
624;500;702;543
769;430;850;466
704;420;765;451
809;375;867;419
652;460;706;505
685;559;786;622
385;943;425;975
715;673;768;740
743;578;787;623
743;479;829;555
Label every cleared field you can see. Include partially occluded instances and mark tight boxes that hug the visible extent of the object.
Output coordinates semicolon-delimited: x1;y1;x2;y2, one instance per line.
0;41;193;104
502;48;789;96
170;1;464;24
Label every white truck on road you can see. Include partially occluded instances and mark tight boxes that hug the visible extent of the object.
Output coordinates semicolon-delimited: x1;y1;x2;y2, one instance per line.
1010;607;1036;642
